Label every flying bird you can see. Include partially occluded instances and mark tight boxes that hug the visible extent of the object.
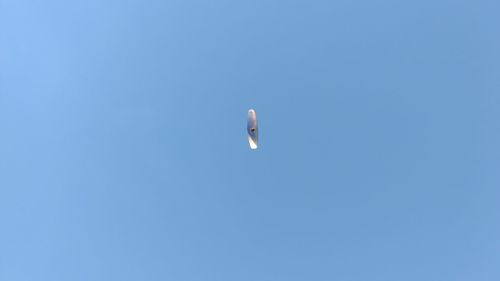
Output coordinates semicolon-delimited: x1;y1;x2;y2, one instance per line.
247;109;258;150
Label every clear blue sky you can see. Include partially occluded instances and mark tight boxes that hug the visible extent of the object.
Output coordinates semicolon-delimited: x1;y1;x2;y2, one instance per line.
1;0;499;280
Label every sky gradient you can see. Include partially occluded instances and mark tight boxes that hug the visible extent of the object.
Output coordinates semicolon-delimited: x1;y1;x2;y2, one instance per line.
1;0;499;280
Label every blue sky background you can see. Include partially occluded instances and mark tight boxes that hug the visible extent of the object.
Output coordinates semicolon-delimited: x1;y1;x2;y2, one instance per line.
1;0;499;280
